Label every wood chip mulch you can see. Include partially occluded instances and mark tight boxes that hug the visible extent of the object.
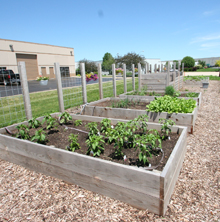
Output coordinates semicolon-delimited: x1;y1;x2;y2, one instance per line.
0;81;219;222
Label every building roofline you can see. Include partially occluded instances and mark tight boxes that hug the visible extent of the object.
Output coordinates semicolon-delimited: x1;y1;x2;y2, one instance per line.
0;38;74;50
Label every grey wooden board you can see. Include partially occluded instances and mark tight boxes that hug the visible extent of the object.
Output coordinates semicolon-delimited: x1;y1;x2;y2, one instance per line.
0;134;160;197
141;74;167;80
141;84;166;90
141;79;167;84
0;147;161;214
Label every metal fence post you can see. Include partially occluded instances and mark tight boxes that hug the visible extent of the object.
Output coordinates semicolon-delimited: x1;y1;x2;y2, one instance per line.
18;61;32;120
80;63;87;104
112;64;117;97
98;63;103;99
132;64;135;91
123;63;127;93
54;62;65;113
138;63;142;91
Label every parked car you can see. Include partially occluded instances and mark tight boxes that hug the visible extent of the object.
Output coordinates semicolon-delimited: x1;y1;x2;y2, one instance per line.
0;69;21;86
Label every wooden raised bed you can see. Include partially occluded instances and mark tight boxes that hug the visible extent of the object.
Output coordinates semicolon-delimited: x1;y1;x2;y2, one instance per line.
0;113;187;216
83;98;198;133
119;92;202;109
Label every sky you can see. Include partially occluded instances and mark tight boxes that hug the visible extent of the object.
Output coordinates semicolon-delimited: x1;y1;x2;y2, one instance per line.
1;0;220;62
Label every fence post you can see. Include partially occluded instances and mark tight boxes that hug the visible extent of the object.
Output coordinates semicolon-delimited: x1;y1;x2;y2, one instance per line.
178;62;181;90
146;63;149;74
138;63;142;91
161;64;164;72
166;61;170;86
132;64;135;91
173;63;176;89
18;61;32;120
154;64;157;73
123;63;127;93
150;64;152;73
112;64;117;97
158;64;160;73
80;63;87;104
182;62;184;75
98;63;103;99
54;62;65;113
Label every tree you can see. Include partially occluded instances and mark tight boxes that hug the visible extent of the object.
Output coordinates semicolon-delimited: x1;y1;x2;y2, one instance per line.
102;52;115;72
78;59;98;73
181;56;195;68
198;60;206;68
215;59;220;67
115;52;145;70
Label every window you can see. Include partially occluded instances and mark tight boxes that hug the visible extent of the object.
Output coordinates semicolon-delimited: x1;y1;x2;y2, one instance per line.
60;67;70;77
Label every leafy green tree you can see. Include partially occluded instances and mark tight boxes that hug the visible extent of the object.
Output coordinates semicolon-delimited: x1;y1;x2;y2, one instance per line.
181;56;195;68
215;59;220;67
115;52;145;70
198;60;206;67
102;52;115;72
78;59;98;73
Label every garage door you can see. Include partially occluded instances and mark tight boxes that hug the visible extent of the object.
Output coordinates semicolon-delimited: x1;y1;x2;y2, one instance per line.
16;54;39;80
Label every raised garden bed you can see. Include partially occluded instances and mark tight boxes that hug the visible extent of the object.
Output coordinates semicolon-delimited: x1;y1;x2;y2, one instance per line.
184;76;209;87
83;97;198;133
0;113;187;216
119;91;202;108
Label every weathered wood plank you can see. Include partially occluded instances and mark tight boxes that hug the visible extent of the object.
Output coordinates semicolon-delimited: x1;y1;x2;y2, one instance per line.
141;74;167;80
141;79;167;85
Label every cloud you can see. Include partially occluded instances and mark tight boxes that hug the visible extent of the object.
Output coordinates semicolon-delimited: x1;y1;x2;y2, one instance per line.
203;10;215;16
190;34;220;44
199;42;220;51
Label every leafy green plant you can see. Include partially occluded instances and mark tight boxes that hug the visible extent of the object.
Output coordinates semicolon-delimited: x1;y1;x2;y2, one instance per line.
86;134;105;156
159;118;175;140
86;122;99;136
165;86;175;96
185;92;199;97
28;118;41;128
66;134;81;151
174;90;181;97
16;124;30;140
43;114;58;130
181;56;195;68
31;128;47;144
100;118;111;133
146;95;196;114
74;119;82;126
59;112;72;124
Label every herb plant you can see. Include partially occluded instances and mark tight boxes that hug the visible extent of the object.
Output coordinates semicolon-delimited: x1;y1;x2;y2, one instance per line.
185;92;199;97
31;129;47;144
59;112;72;124
66;134;81;151
16;124;30;140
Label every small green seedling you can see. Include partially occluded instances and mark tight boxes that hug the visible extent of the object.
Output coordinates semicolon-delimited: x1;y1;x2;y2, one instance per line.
31;128;47;144
66;134;81;152
74;119;82;126
28;118;41;128
16;124;30;140
59;112;72;124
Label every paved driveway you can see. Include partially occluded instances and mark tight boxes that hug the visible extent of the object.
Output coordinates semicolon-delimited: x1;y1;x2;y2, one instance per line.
0;77;116;97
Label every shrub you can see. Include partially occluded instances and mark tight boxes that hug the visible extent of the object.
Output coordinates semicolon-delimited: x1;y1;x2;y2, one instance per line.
192;67;198;71
184;68;189;72
165;86;175;96
181;56;195;68
188;68;192;71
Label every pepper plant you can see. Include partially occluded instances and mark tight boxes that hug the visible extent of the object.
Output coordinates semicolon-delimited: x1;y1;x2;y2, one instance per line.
74;119;82;126
16;124;30;140
66;134;81;151
28;118;41;128
86;134;105;157
100;118;111;133
31;128;47;144
159;118;175;140
59;112;72;124
43;114;58;130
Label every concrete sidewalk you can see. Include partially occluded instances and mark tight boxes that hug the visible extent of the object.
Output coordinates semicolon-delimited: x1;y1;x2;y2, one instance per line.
184;71;219;76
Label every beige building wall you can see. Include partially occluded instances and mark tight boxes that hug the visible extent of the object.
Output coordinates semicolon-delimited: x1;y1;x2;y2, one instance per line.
0;38;75;80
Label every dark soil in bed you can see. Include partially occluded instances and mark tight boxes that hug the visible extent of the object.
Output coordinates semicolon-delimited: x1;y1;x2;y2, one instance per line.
5;119;180;171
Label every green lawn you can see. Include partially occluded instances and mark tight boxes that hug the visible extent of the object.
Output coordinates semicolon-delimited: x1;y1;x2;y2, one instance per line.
184;75;220;81
196;68;220;72
0;78;138;127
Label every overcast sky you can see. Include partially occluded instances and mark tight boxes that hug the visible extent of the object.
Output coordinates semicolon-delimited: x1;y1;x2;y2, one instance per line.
1;0;220;61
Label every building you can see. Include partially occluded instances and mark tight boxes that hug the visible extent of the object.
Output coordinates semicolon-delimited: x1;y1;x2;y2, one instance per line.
0;38;75;80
